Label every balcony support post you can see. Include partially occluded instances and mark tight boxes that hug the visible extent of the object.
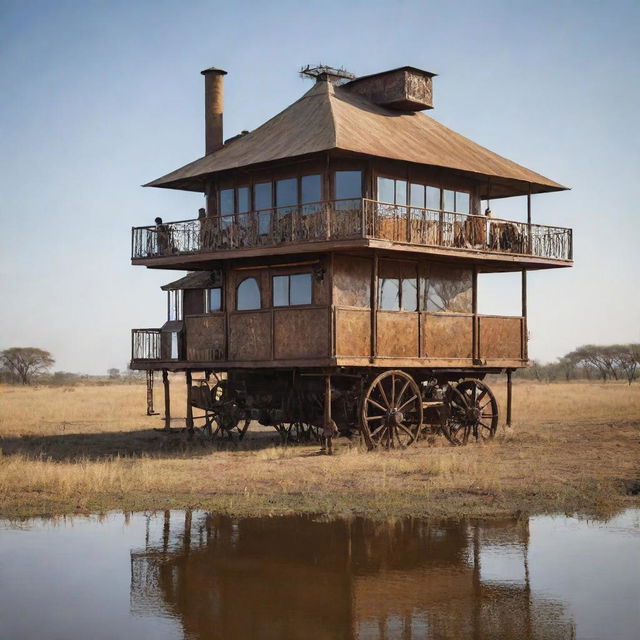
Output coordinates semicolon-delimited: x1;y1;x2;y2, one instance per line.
162;369;171;431
527;184;532;254
521;268;528;361
185;370;194;436
506;369;513;428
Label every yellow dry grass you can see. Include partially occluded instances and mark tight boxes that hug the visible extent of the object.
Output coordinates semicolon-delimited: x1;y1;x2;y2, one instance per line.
0;379;638;519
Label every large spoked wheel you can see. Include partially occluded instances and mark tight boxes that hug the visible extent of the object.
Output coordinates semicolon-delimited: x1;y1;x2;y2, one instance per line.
360;370;423;450
456;379;499;441
442;386;471;446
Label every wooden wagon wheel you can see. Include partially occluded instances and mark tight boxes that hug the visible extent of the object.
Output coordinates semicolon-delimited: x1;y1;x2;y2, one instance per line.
441;386;471;446
360;370;423;450
456;379;499;441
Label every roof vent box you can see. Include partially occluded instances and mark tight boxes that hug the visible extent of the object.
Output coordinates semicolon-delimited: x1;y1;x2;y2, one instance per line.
345;66;436;111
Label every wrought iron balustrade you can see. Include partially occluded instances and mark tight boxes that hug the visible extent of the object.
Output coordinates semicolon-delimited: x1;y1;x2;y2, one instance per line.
132;329;161;360
132;199;572;261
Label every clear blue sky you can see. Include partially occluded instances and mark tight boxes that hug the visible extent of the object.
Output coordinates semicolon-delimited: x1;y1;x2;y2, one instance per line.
1;0;638;374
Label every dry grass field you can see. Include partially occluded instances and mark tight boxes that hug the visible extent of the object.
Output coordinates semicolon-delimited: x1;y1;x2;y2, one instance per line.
0;378;638;519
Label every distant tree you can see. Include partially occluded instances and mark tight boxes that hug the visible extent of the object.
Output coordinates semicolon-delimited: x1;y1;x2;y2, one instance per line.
612;344;640;385
0;348;55;385
108;368;121;379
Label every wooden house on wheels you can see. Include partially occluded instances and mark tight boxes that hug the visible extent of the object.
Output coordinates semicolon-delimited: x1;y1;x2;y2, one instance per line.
130;64;572;451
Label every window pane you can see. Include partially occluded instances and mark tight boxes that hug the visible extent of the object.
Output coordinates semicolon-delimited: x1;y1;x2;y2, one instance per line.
272;275;289;307
301;174;322;203
424;265;472;313
168;290;182;321
170;332;178;359
377;177;395;204
455;191;470;214
401;278;418;311
254;182;272;210
237;187;250;213
335;171;362;199
395;180;407;206
237;277;261;310
276;178;297;207
254;182;272;234
290;273;312;305
410;183;425;208
426;186;440;210
443;189;455;212
220;189;234;215
379;278;400;311
208;288;221;312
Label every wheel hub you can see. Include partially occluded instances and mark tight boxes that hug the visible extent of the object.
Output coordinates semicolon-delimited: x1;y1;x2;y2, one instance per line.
386;408;404;426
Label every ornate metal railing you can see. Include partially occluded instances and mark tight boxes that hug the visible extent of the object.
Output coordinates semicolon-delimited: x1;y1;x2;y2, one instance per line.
131;329;161;360
132;198;572;261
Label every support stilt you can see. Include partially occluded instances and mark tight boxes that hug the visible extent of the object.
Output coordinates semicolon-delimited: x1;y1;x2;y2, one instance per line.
506;369;513;428
185;370;194;436
146;370;158;416
323;374;336;455
162;369;171;431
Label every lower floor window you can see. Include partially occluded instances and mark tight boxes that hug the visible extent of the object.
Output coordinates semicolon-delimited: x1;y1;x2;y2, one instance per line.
207;287;222;312
170;332;179;359
273;273;312;306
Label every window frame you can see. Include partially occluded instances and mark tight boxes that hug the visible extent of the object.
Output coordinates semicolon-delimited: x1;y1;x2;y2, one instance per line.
235;276;262;312
205;287;223;314
272;272;313;308
167;290;183;322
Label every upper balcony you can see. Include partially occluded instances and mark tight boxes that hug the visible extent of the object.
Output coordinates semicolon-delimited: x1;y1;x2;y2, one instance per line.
131;198;572;269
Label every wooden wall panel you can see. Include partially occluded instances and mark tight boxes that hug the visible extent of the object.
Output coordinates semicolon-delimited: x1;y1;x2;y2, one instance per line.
332;255;371;307
376;311;418;358
185;315;225;361
228;311;272;361
423;314;473;359
479;316;523;360
335;308;371;357
273;308;329;359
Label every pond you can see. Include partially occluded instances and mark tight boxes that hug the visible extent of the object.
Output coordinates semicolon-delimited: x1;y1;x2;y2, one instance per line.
0;509;638;639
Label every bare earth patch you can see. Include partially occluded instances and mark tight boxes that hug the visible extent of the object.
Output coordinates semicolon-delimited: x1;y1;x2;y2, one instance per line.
0;380;638;519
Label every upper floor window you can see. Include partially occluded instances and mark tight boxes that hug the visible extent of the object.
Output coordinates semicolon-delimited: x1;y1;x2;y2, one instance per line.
423;264;472;313
334;170;362;210
254;182;273;235
301;174;322;214
168;290;182;321
206;287;222;313
408;183;470;215
272;273;312;307
443;189;470;214
236;277;261;311
276;178;297;218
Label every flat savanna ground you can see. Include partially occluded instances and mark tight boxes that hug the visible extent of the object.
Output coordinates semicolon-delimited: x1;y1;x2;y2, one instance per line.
0;379;638;519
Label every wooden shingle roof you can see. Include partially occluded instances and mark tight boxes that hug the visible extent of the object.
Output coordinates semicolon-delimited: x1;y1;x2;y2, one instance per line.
146;80;567;198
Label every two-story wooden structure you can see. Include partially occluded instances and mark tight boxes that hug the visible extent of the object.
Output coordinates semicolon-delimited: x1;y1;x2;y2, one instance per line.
130;64;572;449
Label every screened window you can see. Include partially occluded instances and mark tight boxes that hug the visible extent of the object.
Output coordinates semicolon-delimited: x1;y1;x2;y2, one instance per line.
273;273;312;307
423;265;472;313
276;178;297;219
237;186;250;227
442;189;470;214
378;261;417;312
168;290;182;321
377;177;407;217
410;183;441;211
254;182;272;235
334;170;362;210
236;277;261;311
207;287;222;313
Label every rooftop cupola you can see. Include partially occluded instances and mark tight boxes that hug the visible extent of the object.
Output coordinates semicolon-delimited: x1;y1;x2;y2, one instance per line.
344;66;436;111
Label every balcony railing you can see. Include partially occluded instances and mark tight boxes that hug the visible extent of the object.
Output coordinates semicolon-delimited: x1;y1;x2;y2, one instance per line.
132;329;161;360
132;198;572;262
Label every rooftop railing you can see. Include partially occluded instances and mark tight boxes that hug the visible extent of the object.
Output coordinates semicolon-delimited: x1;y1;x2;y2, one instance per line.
132;198;572;262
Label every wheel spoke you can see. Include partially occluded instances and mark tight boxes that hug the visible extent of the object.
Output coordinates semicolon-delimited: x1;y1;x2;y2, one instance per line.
391;374;396;406
370;424;386;439
398;394;418;412
367;397;387;412
397;423;416;443
365;415;385;422
377;381;391;408
395;379;411;407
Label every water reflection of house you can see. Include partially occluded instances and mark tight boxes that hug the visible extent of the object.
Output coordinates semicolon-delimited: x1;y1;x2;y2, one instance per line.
130;512;575;639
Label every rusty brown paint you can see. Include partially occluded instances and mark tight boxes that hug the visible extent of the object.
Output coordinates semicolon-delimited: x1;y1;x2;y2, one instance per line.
478;316;524;360
273;308;330;360
332;255;371;307
424;314;473;359
228;311;272;361
376;311;419;358
335;308;371;357
185;315;225;361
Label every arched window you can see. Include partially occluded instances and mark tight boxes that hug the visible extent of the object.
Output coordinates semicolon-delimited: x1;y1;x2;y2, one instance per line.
236;277;261;311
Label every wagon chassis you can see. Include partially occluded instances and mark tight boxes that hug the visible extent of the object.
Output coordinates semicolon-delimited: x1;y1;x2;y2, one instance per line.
155;365;510;453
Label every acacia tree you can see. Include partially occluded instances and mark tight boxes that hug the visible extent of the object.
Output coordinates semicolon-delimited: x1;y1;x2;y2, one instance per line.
0;348;55;385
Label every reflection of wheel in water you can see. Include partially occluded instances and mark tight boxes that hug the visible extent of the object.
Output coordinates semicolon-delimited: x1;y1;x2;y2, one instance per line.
456;379;499;441
442;386;471;446
360;370;423;450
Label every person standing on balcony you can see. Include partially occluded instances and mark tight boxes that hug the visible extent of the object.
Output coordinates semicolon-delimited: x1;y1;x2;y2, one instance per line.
198;207;212;250
154;217;171;255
